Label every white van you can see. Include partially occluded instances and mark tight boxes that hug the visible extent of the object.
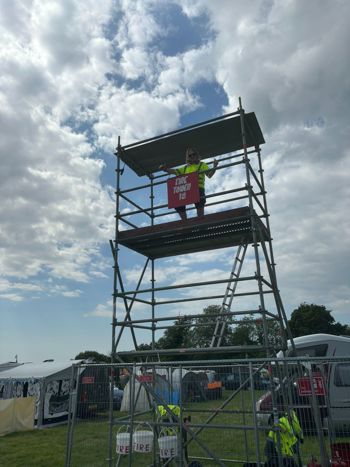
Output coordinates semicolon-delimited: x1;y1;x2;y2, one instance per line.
256;334;350;434
278;333;350;358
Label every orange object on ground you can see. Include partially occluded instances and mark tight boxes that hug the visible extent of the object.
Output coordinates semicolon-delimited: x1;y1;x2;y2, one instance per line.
207;381;222;389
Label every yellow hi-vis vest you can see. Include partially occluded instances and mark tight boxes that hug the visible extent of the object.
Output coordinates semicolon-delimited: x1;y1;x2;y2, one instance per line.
289;409;304;442
157;405;180;418
267;416;297;458
175;162;209;189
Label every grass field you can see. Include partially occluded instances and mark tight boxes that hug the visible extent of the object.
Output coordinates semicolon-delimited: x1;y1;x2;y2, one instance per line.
0;390;348;466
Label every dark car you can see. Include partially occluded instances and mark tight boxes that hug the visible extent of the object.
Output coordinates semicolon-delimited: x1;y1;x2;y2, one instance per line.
256;371;327;435
224;367;269;390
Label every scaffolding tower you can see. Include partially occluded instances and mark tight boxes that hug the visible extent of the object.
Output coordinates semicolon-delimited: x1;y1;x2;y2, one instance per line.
110;98;293;361
102;98;299;467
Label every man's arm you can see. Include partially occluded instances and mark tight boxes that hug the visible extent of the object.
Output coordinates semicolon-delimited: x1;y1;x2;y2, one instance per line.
206;159;218;178
159;164;177;175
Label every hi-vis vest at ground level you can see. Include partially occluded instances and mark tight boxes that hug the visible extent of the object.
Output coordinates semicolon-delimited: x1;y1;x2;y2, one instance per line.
267;416;297;457
289;409;304;442
157;405;180;418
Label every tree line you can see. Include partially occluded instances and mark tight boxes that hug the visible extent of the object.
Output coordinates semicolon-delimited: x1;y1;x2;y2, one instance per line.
75;303;350;361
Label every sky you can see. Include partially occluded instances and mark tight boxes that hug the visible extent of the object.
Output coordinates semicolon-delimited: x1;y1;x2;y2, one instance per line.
0;0;349;363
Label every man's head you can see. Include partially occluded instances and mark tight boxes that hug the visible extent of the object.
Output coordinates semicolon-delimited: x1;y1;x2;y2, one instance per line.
185;147;200;164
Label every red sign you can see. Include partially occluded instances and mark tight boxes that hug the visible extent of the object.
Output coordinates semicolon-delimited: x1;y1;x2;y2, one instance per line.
136;374;153;383
167;172;200;208
82;376;95;384
297;376;326;396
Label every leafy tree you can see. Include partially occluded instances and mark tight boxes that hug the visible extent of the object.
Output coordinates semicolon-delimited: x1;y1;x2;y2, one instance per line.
231;318;257;347
154;306;235;360
156;316;194;354
75;350;110;363
332;322;350;335
191;305;235;348
231;317;283;356
154;305;283;358
137;343;153;351
289;303;350;337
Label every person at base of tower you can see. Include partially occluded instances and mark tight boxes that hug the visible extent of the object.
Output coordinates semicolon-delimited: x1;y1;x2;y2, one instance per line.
159;147;218;220
264;410;299;467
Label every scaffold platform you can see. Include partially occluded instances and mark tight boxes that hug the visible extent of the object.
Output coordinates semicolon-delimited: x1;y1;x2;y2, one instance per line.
118;207;270;258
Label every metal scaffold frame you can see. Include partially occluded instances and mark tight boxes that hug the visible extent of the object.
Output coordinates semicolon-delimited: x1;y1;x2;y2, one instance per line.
110;98;293;362
103;98;296;466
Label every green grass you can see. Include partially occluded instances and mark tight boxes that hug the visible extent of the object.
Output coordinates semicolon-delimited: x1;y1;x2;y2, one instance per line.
0;424;67;467
1;391;349;466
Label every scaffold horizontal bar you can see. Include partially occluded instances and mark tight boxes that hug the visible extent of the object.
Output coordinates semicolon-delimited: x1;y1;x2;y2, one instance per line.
117;343;273;357
113;309;263;325
115;275;256;297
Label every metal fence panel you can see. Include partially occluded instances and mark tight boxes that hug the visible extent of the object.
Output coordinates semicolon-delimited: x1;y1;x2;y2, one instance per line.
66;357;350;466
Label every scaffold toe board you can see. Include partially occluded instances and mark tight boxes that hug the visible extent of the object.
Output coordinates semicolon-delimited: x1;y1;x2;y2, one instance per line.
118;207;270;259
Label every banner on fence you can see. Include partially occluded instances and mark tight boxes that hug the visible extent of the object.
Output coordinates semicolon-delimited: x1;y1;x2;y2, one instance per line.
297;376;326;396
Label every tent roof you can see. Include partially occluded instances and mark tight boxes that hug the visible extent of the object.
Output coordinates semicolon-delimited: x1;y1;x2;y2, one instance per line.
0;362;22;372
0;361;81;380
119;111;265;176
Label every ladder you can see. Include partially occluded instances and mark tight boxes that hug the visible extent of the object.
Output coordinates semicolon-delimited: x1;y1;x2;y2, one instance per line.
210;242;248;347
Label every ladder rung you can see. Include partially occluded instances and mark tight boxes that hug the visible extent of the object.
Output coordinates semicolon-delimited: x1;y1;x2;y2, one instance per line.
212;245;247;345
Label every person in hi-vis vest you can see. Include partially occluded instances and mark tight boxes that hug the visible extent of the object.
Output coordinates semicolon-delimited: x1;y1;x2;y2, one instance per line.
160;147;218;220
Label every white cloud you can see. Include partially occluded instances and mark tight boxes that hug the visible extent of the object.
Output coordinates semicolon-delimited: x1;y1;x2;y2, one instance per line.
1;0;350;363
0;0;116;291
156;44;216;96
119;47;153;81
169;0;350;323
94;86;185;149
61;289;82;298
93;2;220;150
85;297;148;319
0;293;23;302
176;0;207;18
116;0;163;48
84;303;112;318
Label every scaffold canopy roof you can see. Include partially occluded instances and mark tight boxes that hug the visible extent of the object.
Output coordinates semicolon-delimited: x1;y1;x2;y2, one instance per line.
118;111;265;176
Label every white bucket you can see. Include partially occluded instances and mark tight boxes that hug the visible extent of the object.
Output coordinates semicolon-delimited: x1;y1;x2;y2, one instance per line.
133;428;154;453
116;432;132;455
158;435;178;459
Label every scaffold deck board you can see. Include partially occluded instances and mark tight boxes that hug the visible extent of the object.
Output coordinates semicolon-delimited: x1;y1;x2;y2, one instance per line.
118;207;270;258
